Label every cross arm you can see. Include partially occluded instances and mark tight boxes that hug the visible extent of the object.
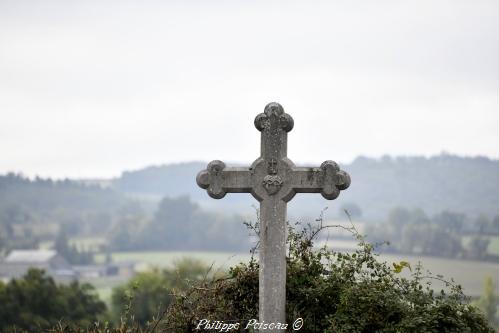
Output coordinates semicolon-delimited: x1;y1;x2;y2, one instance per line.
196;160;253;199
290;160;351;200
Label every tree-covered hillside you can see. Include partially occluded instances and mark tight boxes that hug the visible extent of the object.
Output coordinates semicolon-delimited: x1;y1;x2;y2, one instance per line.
1;153;498;255
0;173;250;254
114;162;206;198
112;154;499;221
0;173;128;244
341;154;499;220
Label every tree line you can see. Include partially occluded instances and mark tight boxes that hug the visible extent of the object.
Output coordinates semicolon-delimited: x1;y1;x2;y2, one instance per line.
0;173;251;259
366;207;499;260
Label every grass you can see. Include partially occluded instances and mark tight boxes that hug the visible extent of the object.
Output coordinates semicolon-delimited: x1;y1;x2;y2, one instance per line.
89;249;499;298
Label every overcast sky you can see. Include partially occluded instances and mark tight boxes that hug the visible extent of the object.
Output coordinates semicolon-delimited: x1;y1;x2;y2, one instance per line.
1;0;498;179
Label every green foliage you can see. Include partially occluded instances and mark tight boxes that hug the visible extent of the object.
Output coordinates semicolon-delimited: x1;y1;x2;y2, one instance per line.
0;268;106;332
388;207;430;227
158;219;494;332
111;258;210;326
392;260;411;273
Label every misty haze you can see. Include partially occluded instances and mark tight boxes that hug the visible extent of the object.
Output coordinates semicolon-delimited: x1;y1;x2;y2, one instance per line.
1;0;498;331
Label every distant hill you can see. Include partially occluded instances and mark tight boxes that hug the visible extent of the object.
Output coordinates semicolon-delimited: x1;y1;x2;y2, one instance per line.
112;154;499;221
0;172;250;252
0;174;129;239
114;162;207;199
1;154;498;253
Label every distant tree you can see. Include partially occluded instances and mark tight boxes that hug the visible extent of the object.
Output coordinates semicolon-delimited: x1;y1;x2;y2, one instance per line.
493;215;499;234
0;269;106;332
388;207;430;226
467;236;491;260
54;227;93;265
0;203;30;226
109;224;136;251
475;214;492;235
133;196;249;251
410;208;431;224
388;207;412;226
108;214;146;251
398;223;462;257
371;208;465;258
139;196;197;250
422;225;463;257
398;223;422;253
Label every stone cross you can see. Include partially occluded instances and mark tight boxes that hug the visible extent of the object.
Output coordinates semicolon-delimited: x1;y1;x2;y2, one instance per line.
196;102;350;330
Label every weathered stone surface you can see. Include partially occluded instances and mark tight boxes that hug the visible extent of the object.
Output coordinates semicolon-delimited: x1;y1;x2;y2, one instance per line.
197;102;350;331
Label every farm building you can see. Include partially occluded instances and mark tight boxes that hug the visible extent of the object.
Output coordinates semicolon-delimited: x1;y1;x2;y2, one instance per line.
0;249;76;282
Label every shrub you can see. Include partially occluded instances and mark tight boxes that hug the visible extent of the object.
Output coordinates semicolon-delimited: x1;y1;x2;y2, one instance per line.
159;217;494;332
0;269;105;332
111;258;209;326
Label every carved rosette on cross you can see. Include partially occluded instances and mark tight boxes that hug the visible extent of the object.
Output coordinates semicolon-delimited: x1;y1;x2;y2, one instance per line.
196;102;351;202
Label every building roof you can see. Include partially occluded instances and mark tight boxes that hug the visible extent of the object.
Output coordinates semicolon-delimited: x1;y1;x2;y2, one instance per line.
5;250;57;263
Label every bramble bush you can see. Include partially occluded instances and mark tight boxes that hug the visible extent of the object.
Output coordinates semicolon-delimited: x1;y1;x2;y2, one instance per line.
157;214;494;332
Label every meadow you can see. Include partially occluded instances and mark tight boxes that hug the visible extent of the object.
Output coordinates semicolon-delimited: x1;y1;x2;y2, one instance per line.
91;248;499;304
490;236;499;255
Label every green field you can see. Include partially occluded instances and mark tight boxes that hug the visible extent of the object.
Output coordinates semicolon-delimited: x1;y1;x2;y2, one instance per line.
91;251;253;304
95;250;252;271
89;249;499;300
487;236;499;255
82;235;499;303
377;253;499;297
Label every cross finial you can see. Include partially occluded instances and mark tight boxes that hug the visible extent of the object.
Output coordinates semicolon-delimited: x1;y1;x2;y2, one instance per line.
254;102;294;133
